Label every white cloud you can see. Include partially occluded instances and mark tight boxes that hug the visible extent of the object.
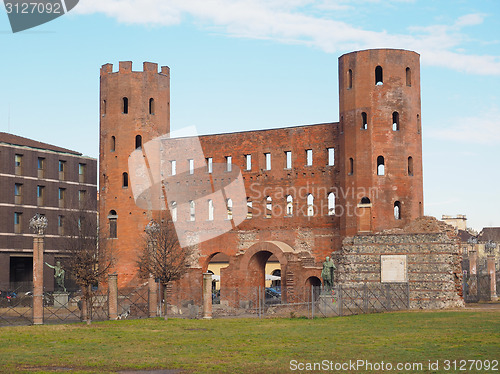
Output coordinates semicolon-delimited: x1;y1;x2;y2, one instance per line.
427;106;500;145
75;0;500;75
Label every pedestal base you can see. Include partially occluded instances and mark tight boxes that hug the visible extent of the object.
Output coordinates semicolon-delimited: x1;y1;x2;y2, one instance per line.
53;292;69;308
318;292;340;316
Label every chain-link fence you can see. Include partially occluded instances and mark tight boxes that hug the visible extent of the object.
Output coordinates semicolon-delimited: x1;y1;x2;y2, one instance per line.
0;282;33;326
463;274;491;303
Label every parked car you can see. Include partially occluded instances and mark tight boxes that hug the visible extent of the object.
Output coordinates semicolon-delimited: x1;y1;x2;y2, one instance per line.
265;287;281;304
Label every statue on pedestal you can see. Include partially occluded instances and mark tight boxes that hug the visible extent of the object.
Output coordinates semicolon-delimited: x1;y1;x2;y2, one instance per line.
321;256;336;291
45;261;66;292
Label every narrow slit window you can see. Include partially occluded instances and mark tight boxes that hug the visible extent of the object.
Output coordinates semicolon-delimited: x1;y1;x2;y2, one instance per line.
347;69;353;89
170;160;176;176
122;172;129;187
108;210;117;239
149;98;155;115
189;200;195;221
226;156;232;172
135;135;142;149
348;157;354;175
266;196;272;218
307;194;314;217
285;151;292;169
377;156;385;176
361;112;368;130
123;97;129;114
189;159;194;175
328;192;335;216
265;153;271;170
207;157;213;173
286;195;293;215
111;136;116;152
208;199;214;221
406;67;411;87
392;112;399;131
306;149;313;166
227;198;233;220
375;66;383;85
394;201;401;220
408;156;414;176
328;148;335;166
247;198;253;219
171;201;177;222
245;154;252;171
417;114;421;134
102;100;107;115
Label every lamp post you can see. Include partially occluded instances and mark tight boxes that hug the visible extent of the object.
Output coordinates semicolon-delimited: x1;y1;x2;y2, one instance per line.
29;214;48;325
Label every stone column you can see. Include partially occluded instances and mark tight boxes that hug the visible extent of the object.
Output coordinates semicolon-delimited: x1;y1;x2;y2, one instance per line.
202;273;212;319
32;236;44;325
108;273;118;320
148;274;158;317
487;255;498;301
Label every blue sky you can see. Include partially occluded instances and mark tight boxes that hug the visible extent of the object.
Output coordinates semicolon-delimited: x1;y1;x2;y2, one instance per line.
0;0;499;231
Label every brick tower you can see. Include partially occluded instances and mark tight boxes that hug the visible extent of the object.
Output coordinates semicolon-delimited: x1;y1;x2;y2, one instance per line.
99;61;170;288
338;49;424;237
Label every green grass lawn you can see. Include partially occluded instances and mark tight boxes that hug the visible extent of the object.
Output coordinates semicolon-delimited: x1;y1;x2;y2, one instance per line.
0;310;498;373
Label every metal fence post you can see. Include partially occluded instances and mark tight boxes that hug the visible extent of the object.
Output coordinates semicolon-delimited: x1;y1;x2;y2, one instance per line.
338;284;343;317
311;285;314;319
363;283;368;313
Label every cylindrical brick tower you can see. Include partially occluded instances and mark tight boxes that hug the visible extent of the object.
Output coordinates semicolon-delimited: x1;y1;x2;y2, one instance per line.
99;61;170;288
338;49;424;237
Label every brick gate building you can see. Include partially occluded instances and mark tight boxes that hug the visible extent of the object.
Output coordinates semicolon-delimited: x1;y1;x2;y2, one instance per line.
99;49;424;305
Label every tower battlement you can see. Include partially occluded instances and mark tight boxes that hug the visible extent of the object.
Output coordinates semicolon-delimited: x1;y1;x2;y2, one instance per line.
100;61;170;76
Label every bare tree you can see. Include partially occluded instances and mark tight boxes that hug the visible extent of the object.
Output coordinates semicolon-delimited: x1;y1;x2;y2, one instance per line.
137;220;191;320
63;197;113;324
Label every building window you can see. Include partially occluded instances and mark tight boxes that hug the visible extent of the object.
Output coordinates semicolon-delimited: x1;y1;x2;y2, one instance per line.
360;197;371;204
59;160;66;180
226;156;232;172
171;201;177;222
377;156;385;176
189;159;194;175
227;198;233;220
108;210;117;238
246;198;253;219
14;183;22;204
417;114;421;134
37;185;45;206
406;67;411;87
170;160;176;176
111;136;116;152
79;163;86;183
361;112;368;130
245;154;252;171
58;188;65;208
14;212;22;234
266;196;272;218
122;172;129;188
79;190;87;208
135;135;142;149
408;156;414;176
15;154;22;175
328;192;335;216
149;98;155;115
286;195;293;216
265;153;271;170
328;148;335;166
347;69;353;89
189;200;195;221
285;151;292;169
58;215;64;235
307;194;314;217
306;149;313;166
207;157;213;173
392;112;399;131
348;158;354;175
375;65;383;85
102;100;107;116
208;199;214;221
37;157;45;178
123;97;129;114
394;201;401;220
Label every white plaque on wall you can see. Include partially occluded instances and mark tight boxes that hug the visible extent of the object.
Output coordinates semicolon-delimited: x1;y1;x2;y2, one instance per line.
381;255;407;283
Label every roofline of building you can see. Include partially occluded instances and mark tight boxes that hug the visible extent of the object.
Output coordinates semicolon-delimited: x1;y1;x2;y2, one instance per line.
0;132;88;157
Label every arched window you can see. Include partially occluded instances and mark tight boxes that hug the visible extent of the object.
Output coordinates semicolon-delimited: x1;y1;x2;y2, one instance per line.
361;112;368;130
408;156;414;176
108;210;117;238
307;194;314;217
286;195;293;215
348;157;354;175
417;114;421;134
394;201;401;220
171;201;177;222
122;97;129;114
227;198;233;220
102;100;107;116
377;156;385;176
247;198;253;219
375;66;383;85
328;192;335;216
111;136;116;152
392;112;399;131
149;98;155;115
135;135;142;149
189;200;195;221
360;197;371;204
406;67;411;86
347;69;353;89
122;172;128;187
208;199;214;221
266;196;272;218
